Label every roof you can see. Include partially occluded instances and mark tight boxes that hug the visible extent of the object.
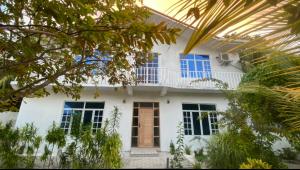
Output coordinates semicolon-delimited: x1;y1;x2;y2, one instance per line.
145;6;246;47
145;6;196;30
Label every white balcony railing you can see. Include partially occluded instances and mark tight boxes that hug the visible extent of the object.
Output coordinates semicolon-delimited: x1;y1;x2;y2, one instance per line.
86;67;243;90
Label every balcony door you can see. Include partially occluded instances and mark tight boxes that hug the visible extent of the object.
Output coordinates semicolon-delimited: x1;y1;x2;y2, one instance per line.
137;53;158;84
180;54;212;79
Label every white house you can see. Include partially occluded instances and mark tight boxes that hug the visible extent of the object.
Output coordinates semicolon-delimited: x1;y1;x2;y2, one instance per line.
13;9;245;154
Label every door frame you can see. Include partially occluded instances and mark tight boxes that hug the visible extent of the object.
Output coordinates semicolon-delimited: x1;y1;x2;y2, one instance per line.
131;102;160;148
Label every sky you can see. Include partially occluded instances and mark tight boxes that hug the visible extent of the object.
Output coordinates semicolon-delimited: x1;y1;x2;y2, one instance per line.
142;0;269;37
143;0;177;13
143;0;179;16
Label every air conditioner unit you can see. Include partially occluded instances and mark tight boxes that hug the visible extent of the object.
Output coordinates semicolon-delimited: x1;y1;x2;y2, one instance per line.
216;53;232;66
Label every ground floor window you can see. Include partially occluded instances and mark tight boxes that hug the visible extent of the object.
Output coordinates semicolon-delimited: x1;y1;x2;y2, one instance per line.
60;101;104;134
182;103;218;135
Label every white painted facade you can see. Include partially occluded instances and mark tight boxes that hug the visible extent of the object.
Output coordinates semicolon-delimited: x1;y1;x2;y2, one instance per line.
14;11;257;153
16;90;232;152
0;111;18;125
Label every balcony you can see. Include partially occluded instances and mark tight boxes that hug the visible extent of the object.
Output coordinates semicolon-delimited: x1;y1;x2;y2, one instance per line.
85;67;243;95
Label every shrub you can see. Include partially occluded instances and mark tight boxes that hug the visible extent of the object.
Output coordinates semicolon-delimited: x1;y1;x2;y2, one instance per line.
206;131;249;169
194;148;205;162
185;145;191;155
19;123;42;168
60;106;123;169
41;122;66;168
279;147;298;160
169;140;175;155
0;108;124;169
193;162;202;169
170;122;185;168
0;122;41;168
193;148;205;169
0;122;21;168
240;158;272;169
206;130;286;169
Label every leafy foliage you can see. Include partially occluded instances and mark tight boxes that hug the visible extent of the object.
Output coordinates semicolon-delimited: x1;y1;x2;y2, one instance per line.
184;145;191;155
240;158;272;169
0;108;123;168
19;123;42;168
60;106;123;169
0;0;181;110
278;147;298;160
0;122;22;168
170;122;185;168
0;122;41;168
193;148;205;169
172;0;300;55
41;122;66;168
206;129;286;169
229;53;300;140
169;140;175;155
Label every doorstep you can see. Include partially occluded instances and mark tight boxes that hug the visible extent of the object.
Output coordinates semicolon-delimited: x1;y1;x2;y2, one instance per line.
130;148;160;157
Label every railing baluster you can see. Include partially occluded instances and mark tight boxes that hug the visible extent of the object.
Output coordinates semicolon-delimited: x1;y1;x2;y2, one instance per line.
85;68;243;90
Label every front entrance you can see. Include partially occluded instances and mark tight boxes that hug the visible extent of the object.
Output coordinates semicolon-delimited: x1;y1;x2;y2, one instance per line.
138;108;154;147
131;102;160;148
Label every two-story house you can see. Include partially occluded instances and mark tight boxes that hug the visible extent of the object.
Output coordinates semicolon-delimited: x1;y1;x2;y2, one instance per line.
12;8;244;154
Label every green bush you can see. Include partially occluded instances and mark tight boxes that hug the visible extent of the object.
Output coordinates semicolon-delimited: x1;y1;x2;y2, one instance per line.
170;122;185;168
60;106;123;169
41;122;66;168
0;122;42;168
193;148;205;169
169;140;175;155
240;158;272;169
0;122;22;168
185;145;191;155
0;108;124;169
279;147;298;160
206;130;286;169
193;162;202;169
194;148;205;162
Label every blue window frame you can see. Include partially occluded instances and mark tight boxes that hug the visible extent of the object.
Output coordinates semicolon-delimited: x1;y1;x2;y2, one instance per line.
137;53;159;84
60;101;105;134
75;50;112;75
180;54;212;79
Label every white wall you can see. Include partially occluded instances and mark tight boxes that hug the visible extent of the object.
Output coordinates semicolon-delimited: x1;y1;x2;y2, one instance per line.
148;13;242;75
16;89;229;153
152;37;242;74
0;111;19;125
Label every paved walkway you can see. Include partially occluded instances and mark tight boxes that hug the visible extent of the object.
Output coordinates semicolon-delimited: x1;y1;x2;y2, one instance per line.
122;151;194;169
123;156;168;169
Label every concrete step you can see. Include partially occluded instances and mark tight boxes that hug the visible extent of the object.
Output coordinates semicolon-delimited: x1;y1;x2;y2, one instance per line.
130;148;159;157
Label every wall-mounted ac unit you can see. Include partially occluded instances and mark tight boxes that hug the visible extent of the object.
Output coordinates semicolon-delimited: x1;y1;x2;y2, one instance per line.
216;53;232;66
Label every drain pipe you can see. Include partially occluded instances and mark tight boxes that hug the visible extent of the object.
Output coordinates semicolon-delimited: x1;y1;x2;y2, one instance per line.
166;157;169;169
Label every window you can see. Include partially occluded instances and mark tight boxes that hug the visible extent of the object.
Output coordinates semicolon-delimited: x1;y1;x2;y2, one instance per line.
180;54;212;79
183;112;192;135
182;104;218;135
75;50;112;75
60;101;105;134
137;53;159;84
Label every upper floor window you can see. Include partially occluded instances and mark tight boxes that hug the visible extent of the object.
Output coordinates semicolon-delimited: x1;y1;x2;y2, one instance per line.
60;101;105;134
137;53;159;84
182;103;218;136
180;54;211;78
75;50;112;75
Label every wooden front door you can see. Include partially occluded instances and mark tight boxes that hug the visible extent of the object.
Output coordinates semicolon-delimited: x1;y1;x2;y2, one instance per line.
138;108;154;147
